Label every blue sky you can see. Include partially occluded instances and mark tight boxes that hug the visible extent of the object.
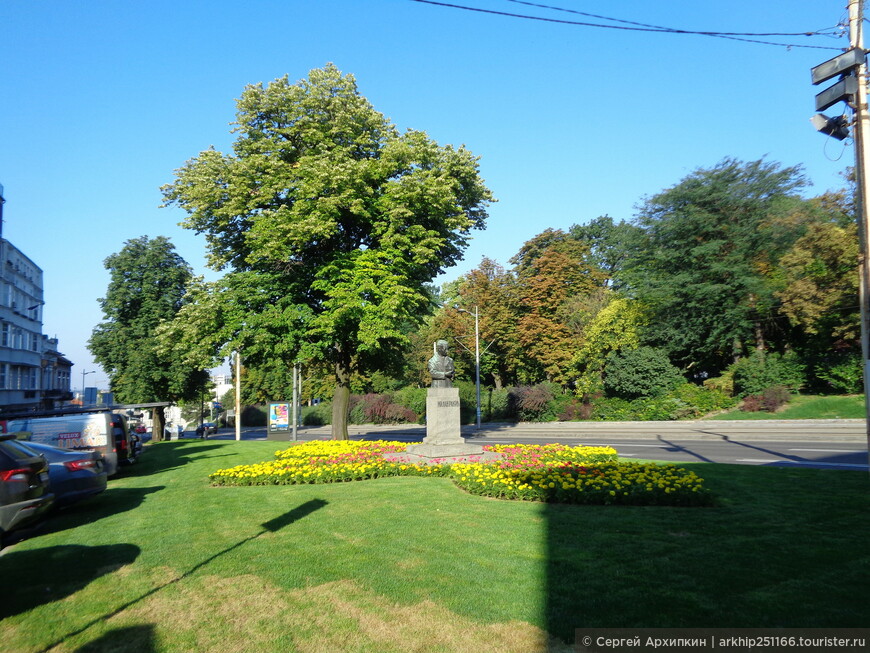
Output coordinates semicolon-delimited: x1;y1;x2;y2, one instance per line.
0;0;853;388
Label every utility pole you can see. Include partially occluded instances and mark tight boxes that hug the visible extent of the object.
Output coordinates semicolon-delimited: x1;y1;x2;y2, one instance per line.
234;350;241;441
291;363;299;441
813;1;870;469
847;0;870;469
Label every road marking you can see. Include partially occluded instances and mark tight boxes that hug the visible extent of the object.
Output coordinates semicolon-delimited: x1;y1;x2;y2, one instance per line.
788;448;863;453
737;458;868;469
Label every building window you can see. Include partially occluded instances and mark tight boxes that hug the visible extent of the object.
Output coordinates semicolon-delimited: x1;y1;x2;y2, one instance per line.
0;364;6;389
25;367;37;390
1;323;7;347
30;332;38;351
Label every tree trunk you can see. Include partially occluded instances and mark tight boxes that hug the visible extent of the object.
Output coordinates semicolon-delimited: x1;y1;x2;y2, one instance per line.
754;321;765;351
331;351;351;440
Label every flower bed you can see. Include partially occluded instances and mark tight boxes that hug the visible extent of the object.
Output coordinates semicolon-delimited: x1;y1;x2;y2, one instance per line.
209;440;711;506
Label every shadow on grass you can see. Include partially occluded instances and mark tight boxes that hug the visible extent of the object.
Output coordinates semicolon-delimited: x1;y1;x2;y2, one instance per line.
34;499;328;653
0;543;141;620
74;624;156;653
121;441;226;477
544;463;870;644
33;486;165;539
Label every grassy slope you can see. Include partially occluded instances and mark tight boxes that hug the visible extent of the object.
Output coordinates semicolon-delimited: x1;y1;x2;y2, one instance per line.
1;440;868;652
704;394;866;420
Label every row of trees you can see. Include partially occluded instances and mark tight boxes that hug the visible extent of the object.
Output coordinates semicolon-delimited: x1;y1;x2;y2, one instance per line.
426;159;859;398
88;65;861;439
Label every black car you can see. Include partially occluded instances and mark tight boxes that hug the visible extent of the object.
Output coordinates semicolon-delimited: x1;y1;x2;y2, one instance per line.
0;434;53;546
15;441;107;509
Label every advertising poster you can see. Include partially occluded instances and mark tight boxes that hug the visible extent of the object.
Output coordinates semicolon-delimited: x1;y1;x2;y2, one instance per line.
269;402;290;432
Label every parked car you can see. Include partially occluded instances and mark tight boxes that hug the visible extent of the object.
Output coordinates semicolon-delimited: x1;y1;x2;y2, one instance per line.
202;422;218;435
133;424;147;434
15;441;107;509
0;434;53;546
2;411;138;476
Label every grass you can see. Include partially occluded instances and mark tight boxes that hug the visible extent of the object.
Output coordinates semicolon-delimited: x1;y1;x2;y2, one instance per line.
704;394;866;420
1;439;868;652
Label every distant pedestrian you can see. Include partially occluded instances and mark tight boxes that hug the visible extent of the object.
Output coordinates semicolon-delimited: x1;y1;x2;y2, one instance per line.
196;424;205;439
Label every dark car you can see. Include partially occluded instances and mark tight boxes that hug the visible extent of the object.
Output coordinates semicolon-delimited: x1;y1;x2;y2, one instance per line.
202;422;218;435
15;441;107;509
111;414;139;466
0;434;53;546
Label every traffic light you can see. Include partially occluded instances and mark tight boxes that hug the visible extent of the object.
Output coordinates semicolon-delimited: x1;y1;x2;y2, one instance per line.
810;47;866;140
810;113;851;141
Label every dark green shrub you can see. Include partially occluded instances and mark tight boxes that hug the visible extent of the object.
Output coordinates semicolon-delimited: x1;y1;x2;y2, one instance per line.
302;402;331;426
241;405;267;426
348;396;366;424
484;387;511;421
603;347;683;399
394;386;427;421
672;383;736;414
815;351;863;394
455;380;479;424
590;383;736;421
731;350;805;397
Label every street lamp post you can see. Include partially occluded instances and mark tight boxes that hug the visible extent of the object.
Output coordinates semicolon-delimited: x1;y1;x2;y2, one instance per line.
81;370;96;404
455;306;481;430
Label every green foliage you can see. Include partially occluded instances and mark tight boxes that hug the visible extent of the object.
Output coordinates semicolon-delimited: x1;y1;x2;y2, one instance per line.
628;158;811;376
814;351;864;394
483;387;511;421
393;386;427;421
730;350;805;397
703;370;735;396
302;402;332;426
241;404;268;426
589;383;735;421
161;64;493;439
88;235;208;405
602;346;683;399
573;295;647;394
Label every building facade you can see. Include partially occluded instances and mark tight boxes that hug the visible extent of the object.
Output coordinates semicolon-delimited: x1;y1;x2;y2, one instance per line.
0;185;73;411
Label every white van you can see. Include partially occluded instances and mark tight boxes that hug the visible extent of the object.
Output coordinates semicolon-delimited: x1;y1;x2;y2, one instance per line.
0;411;138;476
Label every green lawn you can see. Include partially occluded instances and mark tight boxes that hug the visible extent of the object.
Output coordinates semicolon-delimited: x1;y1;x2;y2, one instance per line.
1;440;868;652
704;394;866;420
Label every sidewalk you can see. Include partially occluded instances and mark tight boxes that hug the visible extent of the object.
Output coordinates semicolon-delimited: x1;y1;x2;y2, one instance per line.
233;419;867;442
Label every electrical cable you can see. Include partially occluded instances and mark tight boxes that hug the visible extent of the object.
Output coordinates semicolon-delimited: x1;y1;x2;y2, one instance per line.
505;0;839;38
408;0;844;50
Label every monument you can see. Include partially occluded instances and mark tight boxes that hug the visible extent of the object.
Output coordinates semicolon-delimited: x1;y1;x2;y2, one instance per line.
399;340;500;464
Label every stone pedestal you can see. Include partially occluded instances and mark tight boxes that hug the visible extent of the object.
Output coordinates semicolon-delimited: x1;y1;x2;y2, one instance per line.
396;388;501;465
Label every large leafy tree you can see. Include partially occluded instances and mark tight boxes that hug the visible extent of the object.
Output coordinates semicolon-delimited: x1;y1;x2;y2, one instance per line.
161;65;493;438
512;233;606;384
89;236;209;407
626;158;811;376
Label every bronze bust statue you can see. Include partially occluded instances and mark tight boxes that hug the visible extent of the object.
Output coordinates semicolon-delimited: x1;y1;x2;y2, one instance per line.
428;339;455;388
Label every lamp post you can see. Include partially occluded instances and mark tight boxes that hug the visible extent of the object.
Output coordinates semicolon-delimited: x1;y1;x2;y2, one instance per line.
81;369;95;404
455;306;481;429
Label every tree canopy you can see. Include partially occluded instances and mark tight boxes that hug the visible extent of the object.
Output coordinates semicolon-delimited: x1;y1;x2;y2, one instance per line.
162;64;494;437
88;236;208;405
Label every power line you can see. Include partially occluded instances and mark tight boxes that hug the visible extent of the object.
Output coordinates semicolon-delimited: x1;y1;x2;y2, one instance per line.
505;0;843;38
409;0;844;50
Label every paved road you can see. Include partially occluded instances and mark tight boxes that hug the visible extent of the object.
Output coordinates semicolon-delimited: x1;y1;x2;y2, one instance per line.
201;420;869;471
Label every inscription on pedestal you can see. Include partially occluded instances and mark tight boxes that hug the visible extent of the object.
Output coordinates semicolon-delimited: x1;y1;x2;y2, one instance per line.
424;387;464;445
